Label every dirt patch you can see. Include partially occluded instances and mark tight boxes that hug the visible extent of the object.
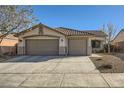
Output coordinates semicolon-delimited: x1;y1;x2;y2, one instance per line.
90;54;124;73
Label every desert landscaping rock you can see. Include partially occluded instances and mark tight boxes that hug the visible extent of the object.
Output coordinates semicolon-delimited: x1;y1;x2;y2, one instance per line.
90;54;124;73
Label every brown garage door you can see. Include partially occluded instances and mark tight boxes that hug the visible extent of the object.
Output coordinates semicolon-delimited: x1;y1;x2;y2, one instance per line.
68;39;87;56
26;39;59;55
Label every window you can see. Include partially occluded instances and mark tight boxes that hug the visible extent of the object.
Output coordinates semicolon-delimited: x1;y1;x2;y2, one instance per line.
92;40;101;48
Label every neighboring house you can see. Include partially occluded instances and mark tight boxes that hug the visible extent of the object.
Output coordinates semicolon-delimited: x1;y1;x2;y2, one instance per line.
16;23;107;56
112;29;124;52
0;34;18;55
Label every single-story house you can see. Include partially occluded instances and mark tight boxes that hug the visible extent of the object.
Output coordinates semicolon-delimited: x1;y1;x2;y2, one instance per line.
112;29;124;52
0;34;18;55
17;23;107;56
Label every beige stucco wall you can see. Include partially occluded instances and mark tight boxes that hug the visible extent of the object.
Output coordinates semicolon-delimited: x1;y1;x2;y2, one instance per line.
87;38;92;56
17;38;25;55
21;27;39;38
25;36;59;39
17;27;40;55
91;37;106;42
43;27;67;55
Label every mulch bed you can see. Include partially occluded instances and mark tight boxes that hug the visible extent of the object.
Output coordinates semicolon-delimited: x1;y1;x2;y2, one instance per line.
90;54;124;73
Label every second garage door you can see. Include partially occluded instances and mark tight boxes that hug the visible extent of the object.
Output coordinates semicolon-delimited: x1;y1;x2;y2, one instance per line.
68;39;87;56
26;39;59;55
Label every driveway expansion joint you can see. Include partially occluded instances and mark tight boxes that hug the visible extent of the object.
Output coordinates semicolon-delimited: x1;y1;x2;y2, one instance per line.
60;74;65;87
100;74;111;88
17;74;31;87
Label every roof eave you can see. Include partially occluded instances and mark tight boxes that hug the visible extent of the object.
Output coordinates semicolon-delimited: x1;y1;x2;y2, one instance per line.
15;23;66;37
66;35;95;38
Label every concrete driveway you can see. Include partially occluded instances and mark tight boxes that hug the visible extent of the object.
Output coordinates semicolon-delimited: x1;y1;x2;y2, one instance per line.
0;56;123;88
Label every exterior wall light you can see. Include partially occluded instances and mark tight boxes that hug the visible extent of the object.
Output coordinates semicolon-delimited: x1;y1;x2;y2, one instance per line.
61;39;63;42
19;39;22;42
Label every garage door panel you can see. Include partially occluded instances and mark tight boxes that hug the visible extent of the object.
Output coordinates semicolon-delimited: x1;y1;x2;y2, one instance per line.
68;39;87;56
26;39;59;55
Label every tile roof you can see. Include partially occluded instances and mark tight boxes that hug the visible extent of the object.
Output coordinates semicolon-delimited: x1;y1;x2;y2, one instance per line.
86;31;107;37
55;27;94;36
56;27;107;37
17;23;107;37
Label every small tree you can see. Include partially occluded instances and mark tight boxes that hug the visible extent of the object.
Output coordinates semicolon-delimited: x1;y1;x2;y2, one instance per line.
0;5;37;54
100;23;117;53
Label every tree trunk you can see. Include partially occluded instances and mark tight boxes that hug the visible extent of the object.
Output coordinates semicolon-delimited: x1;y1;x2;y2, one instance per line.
108;42;110;54
0;37;5;56
0;44;3;56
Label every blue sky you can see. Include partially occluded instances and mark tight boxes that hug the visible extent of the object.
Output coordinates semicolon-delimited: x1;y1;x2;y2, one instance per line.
32;5;124;34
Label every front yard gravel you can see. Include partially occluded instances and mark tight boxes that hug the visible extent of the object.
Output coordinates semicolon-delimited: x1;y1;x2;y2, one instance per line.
90;54;124;73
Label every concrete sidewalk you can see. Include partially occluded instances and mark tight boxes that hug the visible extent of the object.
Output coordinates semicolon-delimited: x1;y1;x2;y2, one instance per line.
0;74;108;88
0;73;124;88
